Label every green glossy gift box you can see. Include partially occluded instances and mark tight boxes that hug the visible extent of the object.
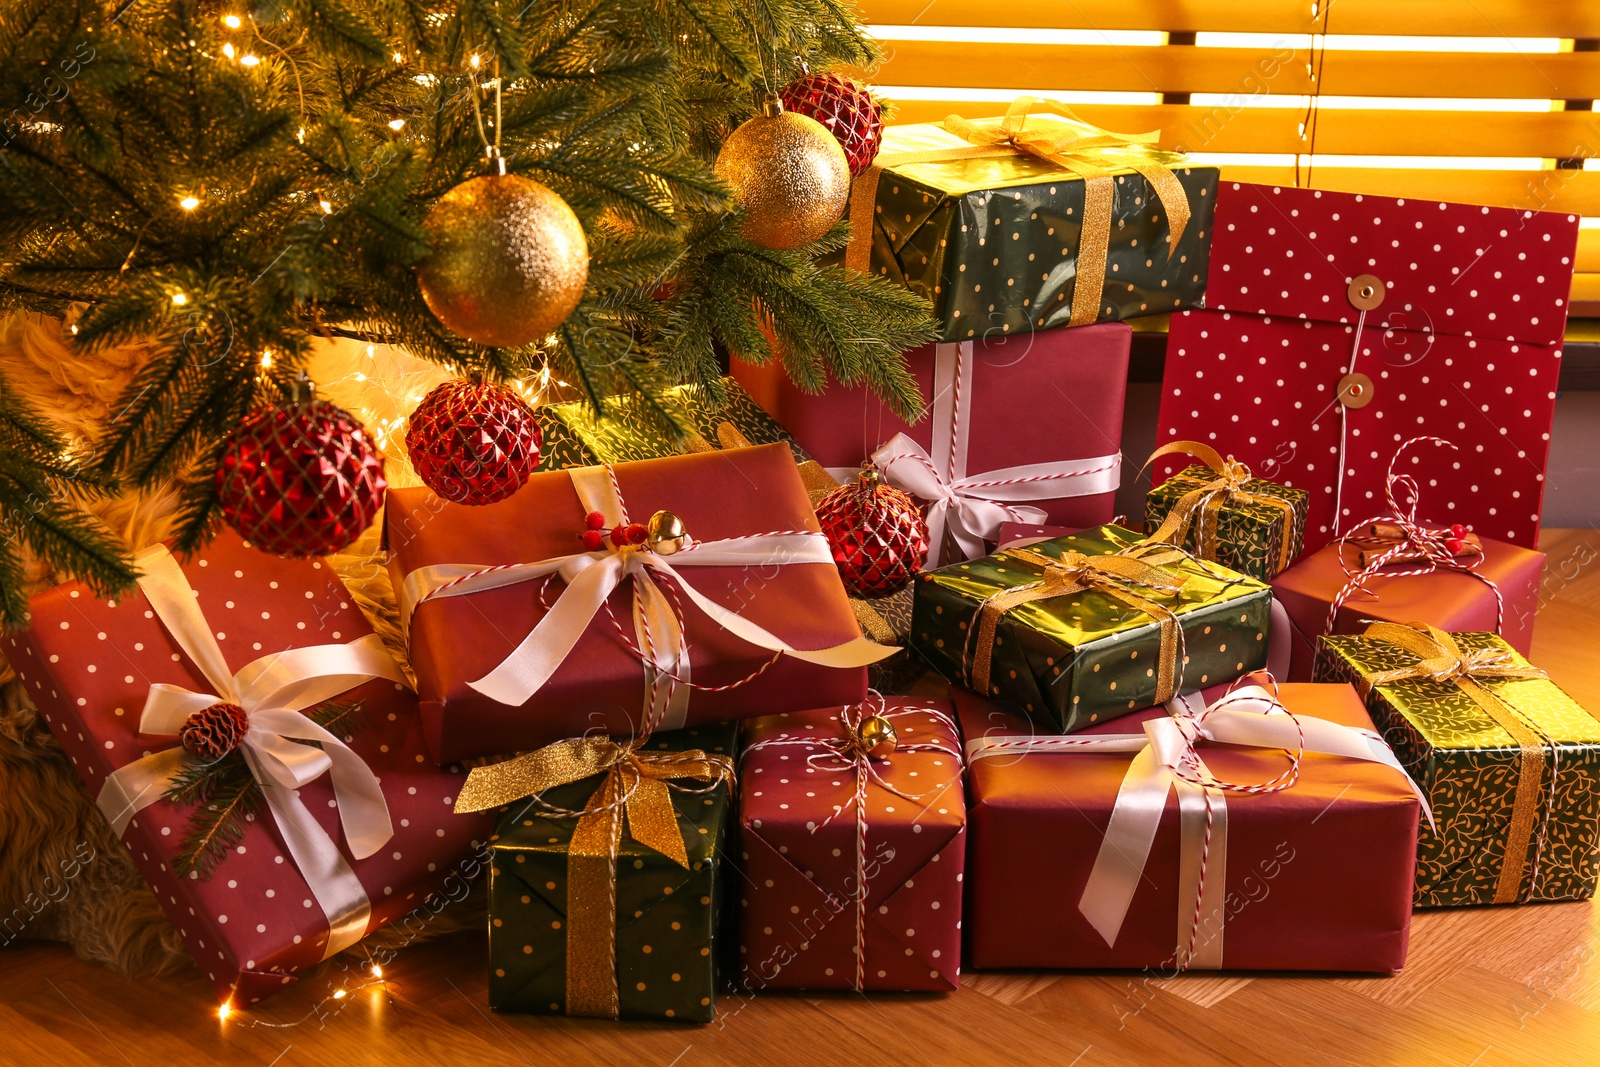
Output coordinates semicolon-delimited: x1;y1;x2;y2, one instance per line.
486;723;735;1020
1146;464;1309;582
909;525;1271;731
1317;629;1600;907
844;118;1217;343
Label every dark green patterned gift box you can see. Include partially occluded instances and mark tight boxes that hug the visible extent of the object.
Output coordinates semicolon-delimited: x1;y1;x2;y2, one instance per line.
1146;464;1309;582
910;524;1270;732
840;119;1217;343
536;377;816;472
486;723;734;1020
1317;628;1600;907
852;584;923;693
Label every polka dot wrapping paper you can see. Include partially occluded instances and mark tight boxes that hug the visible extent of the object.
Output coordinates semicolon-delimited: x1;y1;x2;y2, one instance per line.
955;680;1422;971
1155;182;1580;556
1273;536;1544;682
7;529;496;1007
841;121;1217;343
485;723;734;1021
910;525;1272;733
734;700;966;992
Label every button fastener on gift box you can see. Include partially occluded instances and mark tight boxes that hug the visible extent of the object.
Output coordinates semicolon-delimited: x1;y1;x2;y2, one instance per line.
1337;372;1375;409
1347;274;1386;311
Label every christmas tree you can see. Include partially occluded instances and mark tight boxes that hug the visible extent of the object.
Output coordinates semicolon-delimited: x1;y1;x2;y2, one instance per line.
0;0;936;624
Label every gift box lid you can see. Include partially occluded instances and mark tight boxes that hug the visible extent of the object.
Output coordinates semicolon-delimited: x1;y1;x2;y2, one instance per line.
1201;182;1579;347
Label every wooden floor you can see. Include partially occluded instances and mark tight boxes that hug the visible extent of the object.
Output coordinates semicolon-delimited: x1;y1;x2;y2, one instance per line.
5;529;1600;1067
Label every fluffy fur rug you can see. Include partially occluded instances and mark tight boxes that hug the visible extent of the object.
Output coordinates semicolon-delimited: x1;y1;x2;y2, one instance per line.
0;312;478;986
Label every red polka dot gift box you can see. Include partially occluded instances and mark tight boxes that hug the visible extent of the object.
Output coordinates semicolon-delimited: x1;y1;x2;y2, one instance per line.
1155;183;1580;557
734;698;966;993
8;530;496;1009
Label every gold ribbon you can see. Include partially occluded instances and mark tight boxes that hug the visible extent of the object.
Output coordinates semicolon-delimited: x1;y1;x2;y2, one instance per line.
455;736;734;1018
1354;622;1550;904
1145;441;1303;575
846;96;1193;327
969;544;1189;703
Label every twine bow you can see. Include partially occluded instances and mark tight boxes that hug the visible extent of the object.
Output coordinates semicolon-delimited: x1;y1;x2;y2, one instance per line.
1145;441;1304;575
964;542;1191;702
455;735;734;1018
1352;621;1552;903
742;696;962;990
97;545;406;960
846;96;1193;327
1327;437;1503;636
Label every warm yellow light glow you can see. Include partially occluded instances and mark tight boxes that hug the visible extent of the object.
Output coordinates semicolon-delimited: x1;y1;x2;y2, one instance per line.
365;345;376;358
371;964;383;979
260;350;273;368
171;293;188;306
223;14;241;29
392;52;404;63
296;127;306;143
868;26;1162;46
222;42;235;59
68;324;78;335
179;195;200;211
333;989;348;1000
387;118;405;131
469;54;481;70
240;54;259;67
1187;93;1556;114
1194;32;1563;53
218;1001;232;1021
875;85;1162;107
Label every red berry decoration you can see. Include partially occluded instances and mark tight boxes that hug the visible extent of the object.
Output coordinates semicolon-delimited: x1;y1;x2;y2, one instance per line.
1445;537;1466;555
780;72;884;178
1449;522;1468;539
216;384;387;558
179;702;251;760
814;465;929;596
585;511;608;530
406;378;541;506
581;529;605;551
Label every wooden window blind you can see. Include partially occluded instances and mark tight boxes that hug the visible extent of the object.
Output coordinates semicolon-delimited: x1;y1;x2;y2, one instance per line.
854;0;1600;315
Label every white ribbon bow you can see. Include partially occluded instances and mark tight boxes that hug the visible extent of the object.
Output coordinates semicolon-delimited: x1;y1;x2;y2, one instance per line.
826;342;1121;566
399;466;894;731
965;684;1431;970
97;545;407;959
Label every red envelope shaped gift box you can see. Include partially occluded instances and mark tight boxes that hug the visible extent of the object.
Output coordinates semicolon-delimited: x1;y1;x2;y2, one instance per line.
387;444;888;763
735;699;965;993
8;531;495;1007
957;677;1422;973
1156;182;1579;555
733;326;1130;564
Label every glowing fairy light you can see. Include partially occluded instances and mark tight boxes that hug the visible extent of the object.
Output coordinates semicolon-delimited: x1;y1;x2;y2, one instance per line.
171;292;188;306
222;42;235;59
260;350;273;368
240;54;259;67
179;195;200;210
387;118;405;131
223;14;241;29
218;1001;232;1021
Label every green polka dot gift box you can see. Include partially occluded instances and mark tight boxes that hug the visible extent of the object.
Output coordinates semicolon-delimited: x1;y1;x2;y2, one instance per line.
909;524;1271;732
840;112;1218;343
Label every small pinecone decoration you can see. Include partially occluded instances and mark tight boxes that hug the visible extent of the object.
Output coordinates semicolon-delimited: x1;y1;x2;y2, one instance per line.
815;465;929;596
406;378;542;506
780;72;884;177
179;702;251;760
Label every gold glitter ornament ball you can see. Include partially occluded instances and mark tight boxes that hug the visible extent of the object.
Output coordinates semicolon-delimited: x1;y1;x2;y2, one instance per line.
417;174;589;348
715;95;851;250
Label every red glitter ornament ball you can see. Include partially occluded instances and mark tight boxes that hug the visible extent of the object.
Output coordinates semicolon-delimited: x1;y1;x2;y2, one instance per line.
779;72;884;177
406;379;542;506
216;397;387;558
178;702;251;760
814;466;929;596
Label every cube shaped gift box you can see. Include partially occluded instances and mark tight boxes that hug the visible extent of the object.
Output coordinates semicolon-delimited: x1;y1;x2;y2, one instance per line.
7;531;497;1007
956;676;1427;972
386;444;897;763
734;698;966;993
1318;623;1600;907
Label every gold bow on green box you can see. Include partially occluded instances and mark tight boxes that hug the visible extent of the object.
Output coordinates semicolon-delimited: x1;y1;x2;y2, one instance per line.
841;97;1218;342
1317;624;1600;907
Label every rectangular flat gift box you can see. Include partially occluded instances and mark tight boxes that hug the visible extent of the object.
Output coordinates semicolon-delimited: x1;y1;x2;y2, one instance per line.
8;531;495;1006
736;700;965;992
956;680;1422;972
386;444;870;763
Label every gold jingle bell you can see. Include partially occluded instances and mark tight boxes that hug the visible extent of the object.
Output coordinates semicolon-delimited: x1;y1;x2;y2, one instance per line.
647;510;690;555
855;714;898;760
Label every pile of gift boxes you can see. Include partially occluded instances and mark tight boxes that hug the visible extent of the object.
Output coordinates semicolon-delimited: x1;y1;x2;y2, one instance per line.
10;103;1598;1020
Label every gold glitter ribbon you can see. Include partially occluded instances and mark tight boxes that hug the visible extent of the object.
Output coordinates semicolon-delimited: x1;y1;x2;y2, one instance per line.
1145;441;1303;575
968;544;1189;702
455;736;733;1018
845;96;1193;327
1353;622;1550;904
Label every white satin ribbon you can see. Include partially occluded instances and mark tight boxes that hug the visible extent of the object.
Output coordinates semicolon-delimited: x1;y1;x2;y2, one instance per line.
827;342;1121;566
96;545;407;959
965;684;1430;970
398;466;895;730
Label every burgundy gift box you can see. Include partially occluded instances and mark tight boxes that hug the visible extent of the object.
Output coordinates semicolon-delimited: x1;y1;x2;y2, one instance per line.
1272;535;1544;682
8;530;494;1007
956;678;1421;973
386;444;873;763
733;326;1130;561
736;700;965;992
1156;182;1578;555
